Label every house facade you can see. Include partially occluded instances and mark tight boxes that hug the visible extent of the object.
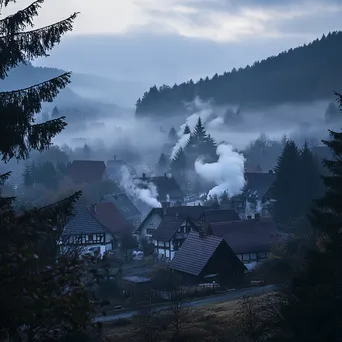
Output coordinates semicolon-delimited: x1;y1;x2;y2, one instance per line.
230;171;275;219
59;203;134;257
168;232;246;285
153;216;200;261
134;205;211;242
59;206;113;257
210;217;280;267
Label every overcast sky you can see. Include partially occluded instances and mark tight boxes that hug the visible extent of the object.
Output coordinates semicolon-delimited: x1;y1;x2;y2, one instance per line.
6;0;342;87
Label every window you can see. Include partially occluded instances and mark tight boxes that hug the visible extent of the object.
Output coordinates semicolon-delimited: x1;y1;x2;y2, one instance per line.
88;234;93;241
179;226;185;233
146;228;155;235
250;253;257;261
186;226;191;233
258;252;267;259
242;253;250;261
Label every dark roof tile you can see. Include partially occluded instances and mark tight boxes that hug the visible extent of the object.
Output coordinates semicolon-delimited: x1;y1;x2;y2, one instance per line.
210;218;278;254
169;232;245;276
200;209;240;223
62;206;107;236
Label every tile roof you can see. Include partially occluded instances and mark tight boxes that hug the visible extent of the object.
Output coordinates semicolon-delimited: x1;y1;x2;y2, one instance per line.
135;205;211;234
89;202;134;235
210;218;278;254
62;206;107;236
137;174;184;201
100;193;141;221
200;209;240;223
153;215;199;241
168;232;245;276
67;160;106;183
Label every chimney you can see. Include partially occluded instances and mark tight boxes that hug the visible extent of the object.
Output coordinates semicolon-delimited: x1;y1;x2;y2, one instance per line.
161;201;168;216
142;172;146;179
199;231;205;238
268;170;273;174
114;155;116;160
164;173;167;178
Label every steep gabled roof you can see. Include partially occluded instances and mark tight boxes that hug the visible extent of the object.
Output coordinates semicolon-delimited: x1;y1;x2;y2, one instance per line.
100;193;141;220
153;215;200;241
210;218;278;254
137;174;184;201
168;232;245;276
200;209;240;223
67;160;106;183
62;206;107;236
135;205;212;234
89;203;134;235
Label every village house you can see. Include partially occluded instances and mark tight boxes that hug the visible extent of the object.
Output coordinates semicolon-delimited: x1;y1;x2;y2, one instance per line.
197;209;240;224
99;193;142;228
137;173;184;206
134;205;212;242
209;217;280;267
66;160;107;184
59;203;134;256
168;232;246;285
231;171;276;219
153;214;201;261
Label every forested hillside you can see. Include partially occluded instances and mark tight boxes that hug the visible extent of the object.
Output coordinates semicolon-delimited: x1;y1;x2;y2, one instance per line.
136;31;342;118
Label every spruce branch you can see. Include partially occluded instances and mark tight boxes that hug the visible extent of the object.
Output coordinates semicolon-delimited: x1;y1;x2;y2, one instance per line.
0;0;43;35
0;72;71;110
0;12;79;78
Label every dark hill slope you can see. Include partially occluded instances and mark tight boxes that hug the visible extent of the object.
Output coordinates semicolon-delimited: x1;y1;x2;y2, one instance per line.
136;31;342;118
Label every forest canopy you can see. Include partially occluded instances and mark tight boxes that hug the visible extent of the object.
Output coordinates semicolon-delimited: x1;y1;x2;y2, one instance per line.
136;31;342;118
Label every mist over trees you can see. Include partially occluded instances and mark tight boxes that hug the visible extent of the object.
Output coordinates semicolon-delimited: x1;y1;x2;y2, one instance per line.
136;32;342;118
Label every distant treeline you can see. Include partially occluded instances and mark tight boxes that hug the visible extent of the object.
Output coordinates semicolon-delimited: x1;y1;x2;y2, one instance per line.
135;31;342;117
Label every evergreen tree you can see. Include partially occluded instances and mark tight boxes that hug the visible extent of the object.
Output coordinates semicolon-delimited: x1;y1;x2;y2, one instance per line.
297;141;324;215
192;117;207;141
22;163;33;187
325;101;340;123
51;105;60;118
280;93;342;342
170;147;186;177
168;127;177;143
0;3;98;340
272;140;301;225
183;124;191;135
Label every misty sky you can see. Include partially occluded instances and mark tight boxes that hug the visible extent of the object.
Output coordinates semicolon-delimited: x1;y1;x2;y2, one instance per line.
8;0;342;87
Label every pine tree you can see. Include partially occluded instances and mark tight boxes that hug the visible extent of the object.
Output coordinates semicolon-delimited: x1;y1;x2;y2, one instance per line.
272;140;301;226
51;105;60;118
170;147;186;176
183;124;191;135
0;3;98;340
297;141;324;216
192;117;207;141
280;93;342;342
168;127;177;143
22;163;33;187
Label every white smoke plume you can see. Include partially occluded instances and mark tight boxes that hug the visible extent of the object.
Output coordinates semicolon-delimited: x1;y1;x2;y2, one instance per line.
170;133;190;160
170;97;215;161
195;143;245;199
119;166;161;208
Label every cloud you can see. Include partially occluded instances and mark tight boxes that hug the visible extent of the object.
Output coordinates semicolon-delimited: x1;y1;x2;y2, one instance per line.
4;0;341;42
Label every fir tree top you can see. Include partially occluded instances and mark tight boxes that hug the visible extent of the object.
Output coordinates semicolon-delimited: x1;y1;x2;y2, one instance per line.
192;117;207;140
0;1;79;162
183;124;191;135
